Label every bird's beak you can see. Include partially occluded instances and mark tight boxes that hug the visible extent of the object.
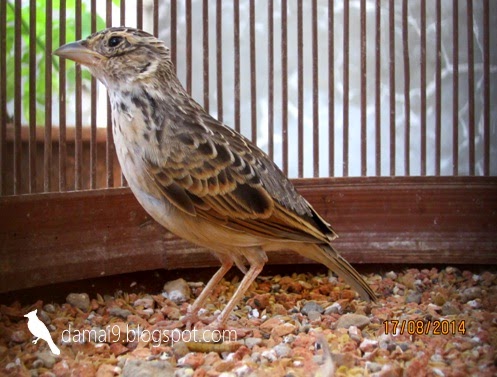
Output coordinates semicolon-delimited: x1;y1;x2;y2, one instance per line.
53;40;105;67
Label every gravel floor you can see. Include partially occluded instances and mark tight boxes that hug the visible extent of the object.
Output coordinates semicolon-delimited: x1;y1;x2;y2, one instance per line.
1;266;496;376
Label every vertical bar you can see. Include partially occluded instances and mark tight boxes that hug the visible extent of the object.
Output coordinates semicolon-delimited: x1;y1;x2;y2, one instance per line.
153;0;158;37
171;0;177;70
360;0;366;176
44;0;53;192
420;0;426;176
28;0;36;193
466;0;474;175
452;0;458;176
268;0;274;160
483;0;490;176
106;0;114;188
137;0;143;30
29;0;37;193
14;0;22;194
250;0;256;143
234;0;240;133
328;0;334;177
90;0;97;189
75;0;82;190
186;0;192;94
435;0;441;175
120;0;125;25
0;0;7;194
281;0;288;175
389;0;395;176
121;0;128;188
59;0;67;191
374;0;381;176
343;0;349;177
203;0;209;110
312;0;319;177
402;0;410;176
297;1;303;176
216;0;223;122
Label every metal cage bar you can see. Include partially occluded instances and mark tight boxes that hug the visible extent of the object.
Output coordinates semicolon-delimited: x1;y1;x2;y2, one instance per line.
0;0;495;196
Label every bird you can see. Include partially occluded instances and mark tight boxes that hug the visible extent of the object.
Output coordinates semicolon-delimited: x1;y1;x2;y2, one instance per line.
24;309;61;355
54;27;376;328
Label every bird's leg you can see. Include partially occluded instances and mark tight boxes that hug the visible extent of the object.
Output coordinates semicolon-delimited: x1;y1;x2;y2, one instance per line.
184;256;233;327
32;337;40;344
209;260;264;329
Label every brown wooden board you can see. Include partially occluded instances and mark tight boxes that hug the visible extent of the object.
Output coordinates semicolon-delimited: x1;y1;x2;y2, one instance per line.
1;176;496;293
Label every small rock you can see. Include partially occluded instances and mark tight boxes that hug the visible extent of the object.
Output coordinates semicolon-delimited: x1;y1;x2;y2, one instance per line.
405;292;422;304
177;352;205;369
43;304;56;313
360;338;378;352
66;293;90;312
122;359;174;377
301;301;324;315
307;311;321;322
172;341;190;359
348;325;362;342
244;337;262;349
386;271;398;280
110;342;129;356
134;297;155;309
38;310;52;325
324;302;342;315
462;287;481;302
163;279;191;304
274;343;291;358
261;349;277;362
96;364;120;377
365;362;382;373
441;302;460;315
36;351;56;368
108;307;132;319
336;314;370;329
174;368;194;377
11;330;28;343
272;322;296;337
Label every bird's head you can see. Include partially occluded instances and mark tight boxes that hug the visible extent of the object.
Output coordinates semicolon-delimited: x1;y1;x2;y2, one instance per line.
24;309;37;318
54;27;174;90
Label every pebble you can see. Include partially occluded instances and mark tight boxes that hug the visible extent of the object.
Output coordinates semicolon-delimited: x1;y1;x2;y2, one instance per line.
177;353;205;369
274;343;291;358
245;337;262;349
134;296;155;309
96;364;121;377
44;303;56;313
336;313;370;329
66;293;90;312
324;302;342;315
386;271;398;280
174;368;194;377
122;359;174;377
36;351;56;368
261;349;277;362
359;338;378;352
163;279;192;304
405;291;422;304
441;301;461;315
301;301;324;315
307;311;321;322
108;307;132;319
366;361;382;373
272;322;296;337
462;287;481;302
348;325;362;342
11;330;28;343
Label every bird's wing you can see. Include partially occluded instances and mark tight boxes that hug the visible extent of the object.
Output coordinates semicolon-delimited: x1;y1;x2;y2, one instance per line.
144;109;337;244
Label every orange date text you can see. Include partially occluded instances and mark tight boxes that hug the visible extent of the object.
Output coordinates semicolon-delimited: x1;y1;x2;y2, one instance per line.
383;320;466;335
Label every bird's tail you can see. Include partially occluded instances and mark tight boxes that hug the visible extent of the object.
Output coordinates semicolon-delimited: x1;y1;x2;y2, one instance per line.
296;243;377;302
46;338;61;355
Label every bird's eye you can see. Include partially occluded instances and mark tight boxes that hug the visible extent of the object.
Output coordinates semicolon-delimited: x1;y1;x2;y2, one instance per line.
108;36;123;48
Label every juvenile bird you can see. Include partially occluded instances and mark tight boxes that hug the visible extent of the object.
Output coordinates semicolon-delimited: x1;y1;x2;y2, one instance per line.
54;27;376;328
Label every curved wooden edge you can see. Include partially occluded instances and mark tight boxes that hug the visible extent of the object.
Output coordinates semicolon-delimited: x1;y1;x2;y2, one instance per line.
1;176;496;292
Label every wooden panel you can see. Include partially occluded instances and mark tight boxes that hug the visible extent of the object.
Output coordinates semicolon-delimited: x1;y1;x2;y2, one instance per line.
1;176;496;292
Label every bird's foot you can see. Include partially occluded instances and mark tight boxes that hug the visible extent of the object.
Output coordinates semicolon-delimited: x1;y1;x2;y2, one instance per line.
32;337;39;344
